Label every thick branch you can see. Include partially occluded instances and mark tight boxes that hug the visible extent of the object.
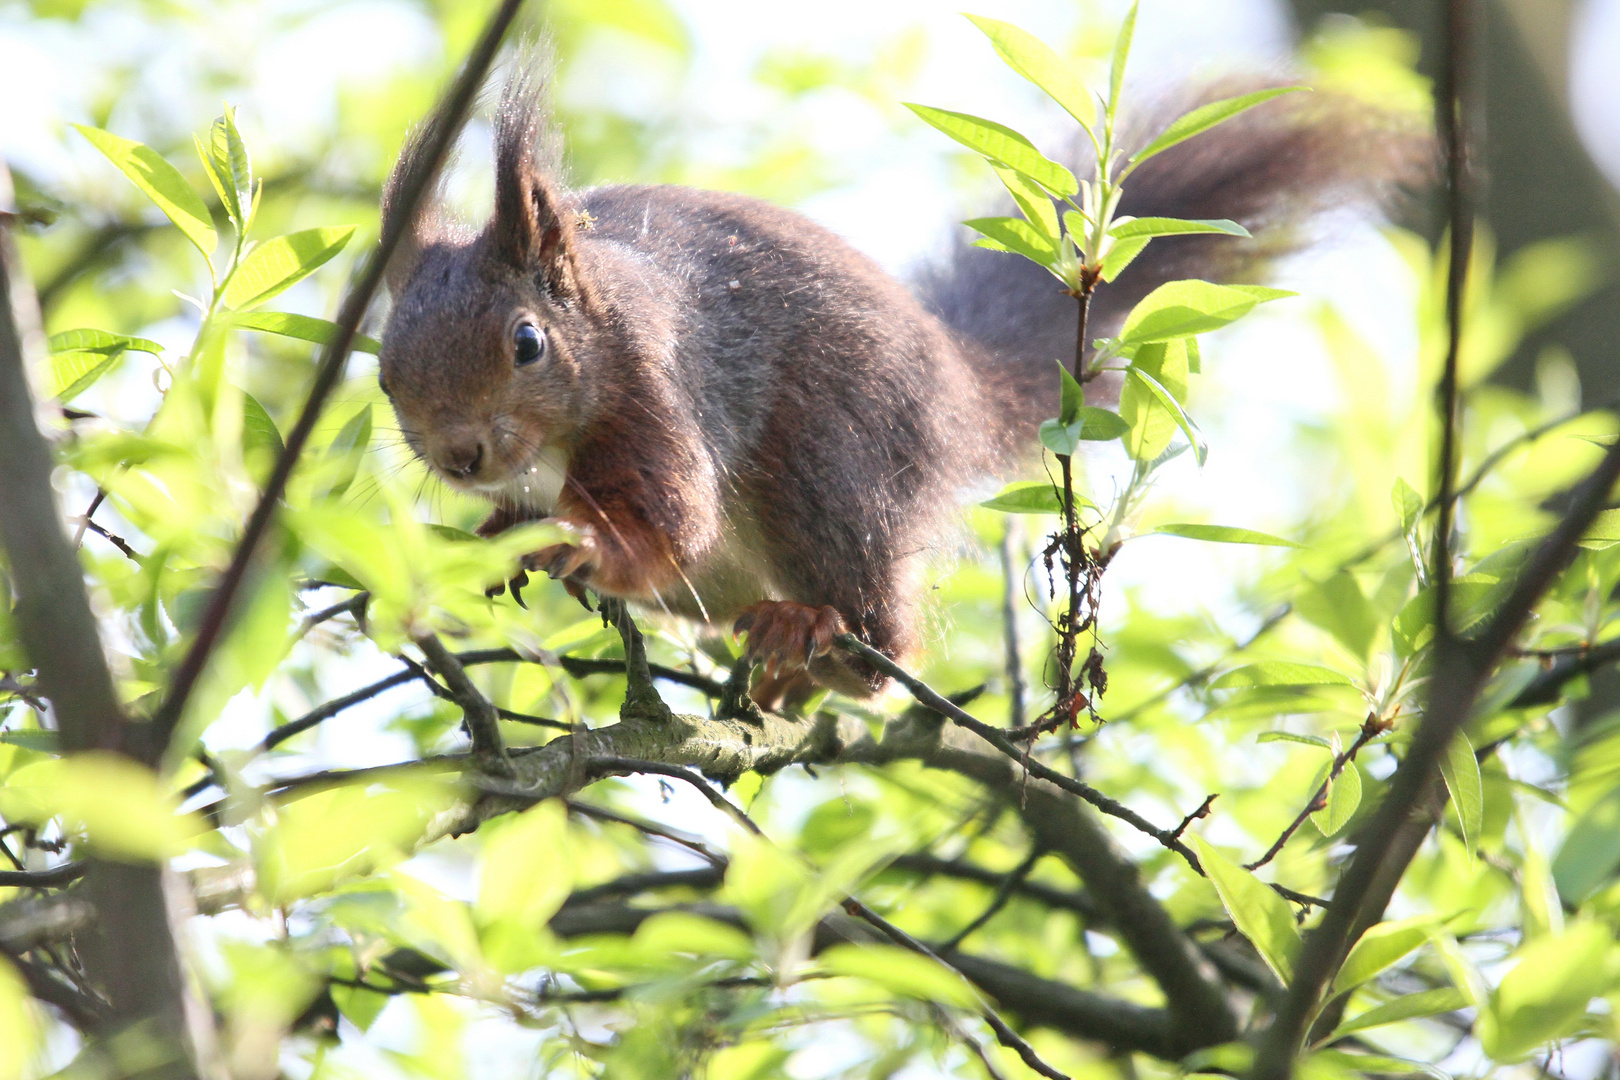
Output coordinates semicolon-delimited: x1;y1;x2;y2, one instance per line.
189;699;1238;1054
0;162;195;1067
547;897;1183;1060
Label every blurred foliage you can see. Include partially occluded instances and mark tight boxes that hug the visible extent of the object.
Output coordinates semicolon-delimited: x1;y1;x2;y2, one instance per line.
3;3;1620;1080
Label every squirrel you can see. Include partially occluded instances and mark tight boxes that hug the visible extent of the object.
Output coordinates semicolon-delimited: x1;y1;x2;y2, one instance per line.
377;62;1428;707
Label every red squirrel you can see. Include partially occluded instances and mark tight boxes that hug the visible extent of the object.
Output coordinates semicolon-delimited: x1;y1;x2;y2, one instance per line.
377;64;1426;705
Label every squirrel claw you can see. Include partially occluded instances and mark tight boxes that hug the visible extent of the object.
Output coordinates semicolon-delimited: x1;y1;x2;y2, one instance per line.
509;567;531;609
733;601;847;674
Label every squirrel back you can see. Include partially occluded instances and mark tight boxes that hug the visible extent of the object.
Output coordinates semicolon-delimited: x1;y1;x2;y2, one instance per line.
378;63;1428;704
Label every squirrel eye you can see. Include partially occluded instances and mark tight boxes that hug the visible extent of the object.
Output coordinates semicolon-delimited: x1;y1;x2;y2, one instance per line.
514;322;546;366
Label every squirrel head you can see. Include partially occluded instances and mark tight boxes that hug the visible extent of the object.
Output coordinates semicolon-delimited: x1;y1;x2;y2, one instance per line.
377;62;603;510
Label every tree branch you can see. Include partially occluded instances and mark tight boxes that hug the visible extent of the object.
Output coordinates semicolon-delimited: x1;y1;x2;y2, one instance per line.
414;633;511;775
0;160;196;1066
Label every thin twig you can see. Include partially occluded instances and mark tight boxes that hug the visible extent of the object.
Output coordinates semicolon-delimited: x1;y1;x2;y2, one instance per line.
1170;794;1218;840
563;799;728;869
414;633;512;775
842;895;1070;1080
0;862;85;888
456;648;727;698
1245;716;1385;871
939;846;1042;952
149;0;530;761
297;592;368;637
838;634;1328;910
600;599;672;722
1431;0;1474;644
78;519;140;563
998;522;1028;729
839;634;1201;870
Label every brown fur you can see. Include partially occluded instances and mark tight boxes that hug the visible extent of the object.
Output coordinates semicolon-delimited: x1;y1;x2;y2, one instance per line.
378;62;1430;701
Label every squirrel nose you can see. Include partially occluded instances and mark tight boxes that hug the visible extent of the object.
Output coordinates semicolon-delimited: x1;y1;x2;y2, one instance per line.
435;439;485;479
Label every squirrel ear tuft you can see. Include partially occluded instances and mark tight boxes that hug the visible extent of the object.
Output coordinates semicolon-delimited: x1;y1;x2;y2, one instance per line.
490;56;593;305
493;165;585;301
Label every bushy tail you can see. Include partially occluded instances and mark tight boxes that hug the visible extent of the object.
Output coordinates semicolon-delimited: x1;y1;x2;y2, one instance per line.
915;82;1433;430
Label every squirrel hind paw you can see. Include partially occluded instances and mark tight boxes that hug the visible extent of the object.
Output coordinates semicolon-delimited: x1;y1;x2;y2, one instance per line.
734;601;847;672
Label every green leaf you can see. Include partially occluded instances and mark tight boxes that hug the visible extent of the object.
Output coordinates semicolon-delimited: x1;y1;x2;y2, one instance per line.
1127;366;1207;464
330;985;388;1032
820;944;980;1009
1057;360;1084;424
1075;407;1128;440
75;125;217;265
47;329;164;356
0;731;61;753
964;216;1056;265
1295;571;1379;659
46;330;166;404
990;164;1059;241
1391;477;1423;535
1520;833;1563;940
196;106;252;229
49;351;124;403
632;911;755;963
1437;731;1483;859
1333;918;1431;994
1101;235;1150;282
1211;662;1353;690
1331;989;1468;1039
221;226;357;311
1256;731;1330;749
1311;761;1361;837
1119;339;1190;462
1130;87;1306;168
1477;922;1615;1062
1553;786;1620;902
319;404;373;500
1309;1051;1447;1080
241;392;285;463
1120;279;1293;344
904;104;1078;196
966;15;1095;132
1039;418;1080;457
475;801;572;935
1579;507;1620;549
979;481;1094;516
1109;217;1250;240
1108;1;1138;120
0;752;201;861
1038;407;1128;457
1193;836;1300;984
1150;523;1301;547
233;311;381;354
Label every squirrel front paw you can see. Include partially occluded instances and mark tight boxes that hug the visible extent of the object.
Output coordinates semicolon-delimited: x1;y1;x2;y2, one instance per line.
485;529;599;609
500;537;598;609
734;601;848;675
